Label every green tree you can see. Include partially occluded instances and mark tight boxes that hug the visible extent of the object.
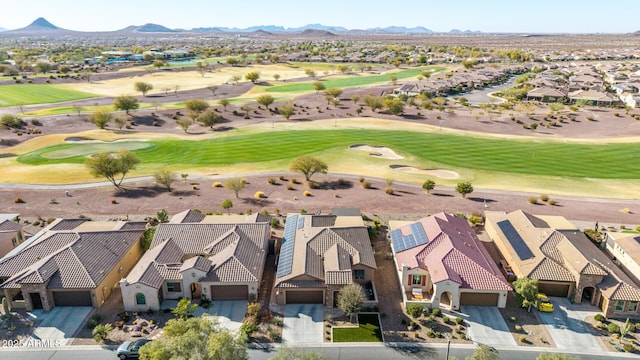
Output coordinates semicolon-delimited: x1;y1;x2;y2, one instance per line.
620;318;633;344
270;347;327;360
224;178;245;198
230;75;241;85
226;57;239;67
199;110;221;128
337;283;365;323
422;179;436;193
273;74;281;81
466;344;498;360
113;95;140;115
456;182;474;198
139;317;247;360
363;95;384;112
256;94;275;111
72;105;84;116
0;114;22;129
289;155;328;181
218;98;230;111
88;111;112;129
389;74;398;85
92;324;113;343
313;81;326;94
536;353;579;360
134;81;153;96
325;87;343;99
172;298;198;319
406;303;424;319
244;71;260;83
185;99;209;114
196;61;209;77
279;103;295;120
351;95;360;104
384;98;404;115
157;209;169;223
176;118;192;133
154;169;177;192
513;277;538;312
35;61;52;74
140;227;156;251
305;69;316;79
84;150;140;191
221;199;233;214
152;60;166;70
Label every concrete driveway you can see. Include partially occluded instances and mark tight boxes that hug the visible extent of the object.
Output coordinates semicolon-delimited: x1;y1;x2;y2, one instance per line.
538;297;603;352
196;300;248;333
282;304;324;344
459;306;516;347
28;306;92;346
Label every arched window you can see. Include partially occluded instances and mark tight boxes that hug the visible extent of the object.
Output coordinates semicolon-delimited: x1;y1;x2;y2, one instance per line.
135;293;146;305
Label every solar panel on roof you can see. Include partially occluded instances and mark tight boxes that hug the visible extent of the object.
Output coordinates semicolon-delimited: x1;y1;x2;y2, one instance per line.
297;216;305;229
497;220;534;260
277;214;298;278
411;223;429;246
390;223;430;253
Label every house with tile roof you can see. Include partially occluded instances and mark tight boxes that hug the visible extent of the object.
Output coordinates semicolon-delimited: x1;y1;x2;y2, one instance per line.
389;213;510;311
485;210;640;318
0;218;146;311
120;212;270;311
0;214;25;260
274;212;376;307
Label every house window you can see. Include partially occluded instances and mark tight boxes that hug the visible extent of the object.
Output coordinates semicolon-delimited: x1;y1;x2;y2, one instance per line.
167;282;182;292
353;270;365;280
135;293;146;305
628;301;638;312
615;300;625;312
412;275;422;286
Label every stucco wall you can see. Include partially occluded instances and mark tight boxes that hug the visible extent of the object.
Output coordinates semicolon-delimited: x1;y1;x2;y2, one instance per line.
121;281;161;311
95;238;144;307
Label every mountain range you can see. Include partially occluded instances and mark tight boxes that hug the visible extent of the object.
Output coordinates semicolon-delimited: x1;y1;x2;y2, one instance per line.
0;17;452;35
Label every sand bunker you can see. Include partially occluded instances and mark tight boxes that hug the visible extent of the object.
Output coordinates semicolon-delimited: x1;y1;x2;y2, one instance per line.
350;144;403;159
390;165;460;179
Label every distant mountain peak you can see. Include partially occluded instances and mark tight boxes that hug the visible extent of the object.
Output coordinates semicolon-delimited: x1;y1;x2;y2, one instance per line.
136;23;176;33
27;17;59;30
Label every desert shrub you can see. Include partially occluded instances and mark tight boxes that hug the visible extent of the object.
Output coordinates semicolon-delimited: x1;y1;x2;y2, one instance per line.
385;187;394;195
247;302;261;318
608;322;621;334
362;180;372;189
442;315;449;324
407;303;424;319
547;199;556;205
528;196;537;204
515;324;523;332
267;178;276;185
539;194;549;202
278;175;286;181
13;197;24;203
594;314;606;322
359;176;365;183
271;316;283;326
286;184;295;191
455;317;464;325
240;321;259;338
254;191;265;199
303;190;312;197
519;335;527;343
212;182;222;188
623;343;635;352
271;218;280;227
92;324;113;342
509;316;516;322
431;308;441;317
290;178;299;184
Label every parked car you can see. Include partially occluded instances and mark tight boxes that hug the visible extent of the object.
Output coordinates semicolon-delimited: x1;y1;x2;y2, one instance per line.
116;339;152;359
537;293;554;312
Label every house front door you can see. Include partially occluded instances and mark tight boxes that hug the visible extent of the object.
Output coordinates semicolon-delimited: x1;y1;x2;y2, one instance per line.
29;293;43;310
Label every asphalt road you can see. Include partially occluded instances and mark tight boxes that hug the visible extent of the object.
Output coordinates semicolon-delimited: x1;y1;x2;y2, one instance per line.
1;344;638;360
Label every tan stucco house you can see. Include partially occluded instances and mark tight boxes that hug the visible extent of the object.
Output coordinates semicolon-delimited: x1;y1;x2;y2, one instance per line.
120;211;270;311
274;211;377;307
0;218;146;311
486;210;640;319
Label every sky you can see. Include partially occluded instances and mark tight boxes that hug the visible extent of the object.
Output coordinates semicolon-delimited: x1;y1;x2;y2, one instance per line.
1;0;639;33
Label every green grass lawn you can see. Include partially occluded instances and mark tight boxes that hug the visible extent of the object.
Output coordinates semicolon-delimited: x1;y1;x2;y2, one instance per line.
16;129;640;180
332;314;382;342
266;66;445;93
0;85;96;107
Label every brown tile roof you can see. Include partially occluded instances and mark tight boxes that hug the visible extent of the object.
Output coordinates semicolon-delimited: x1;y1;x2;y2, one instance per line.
49;219;87;231
170;209;206;224
276;280;326;288
126;222;269;289
312;215;337;228
0;220;21;232
0;232;79;278
1;230;143;290
119;222;148;231
528;258;575;282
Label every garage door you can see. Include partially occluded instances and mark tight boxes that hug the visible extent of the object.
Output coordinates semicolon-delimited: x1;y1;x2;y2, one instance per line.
210;285;248;300
52;291;92;306
286;290;324;304
460;292;499;306
538;282;570;297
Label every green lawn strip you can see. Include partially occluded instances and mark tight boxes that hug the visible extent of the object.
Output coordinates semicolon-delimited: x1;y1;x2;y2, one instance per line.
23;103;155;116
0;85;96;107
332;314;382;342
266;66;445;93
16;129;640;179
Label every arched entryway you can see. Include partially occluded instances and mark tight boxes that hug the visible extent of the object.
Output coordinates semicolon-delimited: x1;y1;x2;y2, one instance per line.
582;287;595;304
440;291;452;309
